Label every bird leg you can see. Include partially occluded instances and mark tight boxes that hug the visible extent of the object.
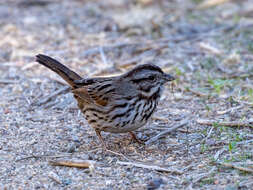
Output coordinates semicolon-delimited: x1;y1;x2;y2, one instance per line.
95;130;126;157
129;132;145;144
95;129;107;149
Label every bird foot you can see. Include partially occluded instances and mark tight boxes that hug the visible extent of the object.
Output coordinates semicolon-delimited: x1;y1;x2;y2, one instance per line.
129;132;145;144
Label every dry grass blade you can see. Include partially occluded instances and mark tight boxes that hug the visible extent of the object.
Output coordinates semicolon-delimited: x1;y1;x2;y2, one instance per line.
197;0;230;9
199;42;223;55
49;159;95;169
145;118;189;145
117;161;183;174
196;119;253;128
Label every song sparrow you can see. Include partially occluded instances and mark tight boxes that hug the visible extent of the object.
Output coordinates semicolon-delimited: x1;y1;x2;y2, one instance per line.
36;54;175;146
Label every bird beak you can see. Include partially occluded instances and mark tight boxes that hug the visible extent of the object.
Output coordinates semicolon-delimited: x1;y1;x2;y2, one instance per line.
163;73;175;81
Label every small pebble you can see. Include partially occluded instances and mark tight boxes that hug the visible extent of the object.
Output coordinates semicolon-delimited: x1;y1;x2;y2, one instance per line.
147;178;164;190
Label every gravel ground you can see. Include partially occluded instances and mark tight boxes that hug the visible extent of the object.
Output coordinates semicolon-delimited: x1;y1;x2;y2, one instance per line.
0;0;253;189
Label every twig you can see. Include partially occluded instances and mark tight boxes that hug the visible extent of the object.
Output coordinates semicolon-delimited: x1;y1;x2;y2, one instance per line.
88;147;130;161
217;105;243;115
213;148;226;161
33;86;70;106
0;79;19;84
117;161;183;174
199;42;223;55
220;73;253;80
16;153;72;162
182;164;195;172
200;126;214;144
196;119;253;128
48;171;62;184
217;162;253;173
105;149;130;161
197;0;230;10
152;116;169;123
49;159;95;169
233;97;253;106
99;46;108;65
145;118;189;145
187;88;209;97
18;0;51;7
191;167;215;185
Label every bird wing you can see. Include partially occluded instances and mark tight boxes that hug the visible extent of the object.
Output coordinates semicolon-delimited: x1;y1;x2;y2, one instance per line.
72;78;114;107
72;87;108;107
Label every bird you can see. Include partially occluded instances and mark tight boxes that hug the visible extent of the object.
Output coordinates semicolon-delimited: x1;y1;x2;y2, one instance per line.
35;54;175;147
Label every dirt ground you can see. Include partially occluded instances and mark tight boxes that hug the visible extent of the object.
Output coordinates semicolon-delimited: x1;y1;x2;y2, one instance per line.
0;0;253;189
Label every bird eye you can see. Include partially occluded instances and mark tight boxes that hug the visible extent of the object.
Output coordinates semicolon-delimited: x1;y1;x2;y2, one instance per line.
148;75;155;81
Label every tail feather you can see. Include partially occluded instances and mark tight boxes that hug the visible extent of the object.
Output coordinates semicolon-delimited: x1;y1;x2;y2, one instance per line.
36;54;82;88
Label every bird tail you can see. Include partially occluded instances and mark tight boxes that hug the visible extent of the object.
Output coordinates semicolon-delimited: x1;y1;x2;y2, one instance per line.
36;54;82;88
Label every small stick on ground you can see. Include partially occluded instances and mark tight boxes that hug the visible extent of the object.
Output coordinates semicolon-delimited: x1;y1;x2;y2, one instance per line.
199;42;223;55
213;148;226;161
0;79;19;84
192;167;215;184
196;119;253;128
33;86;70;106
197;0;230;10
187;88;209;97
48;171;62;184
152;116;169;123
187;167;215;189
49;159;95;169
145;118;189;145
105;149;130;161
200;126;214;144
217;105;243;115
16;153;72;162
217;162;253;173
117;161;183;174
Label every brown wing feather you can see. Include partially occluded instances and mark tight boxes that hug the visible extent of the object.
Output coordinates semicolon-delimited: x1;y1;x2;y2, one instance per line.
72;87;108;107
72;77;117;107
72;88;92;102
92;96;108;106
